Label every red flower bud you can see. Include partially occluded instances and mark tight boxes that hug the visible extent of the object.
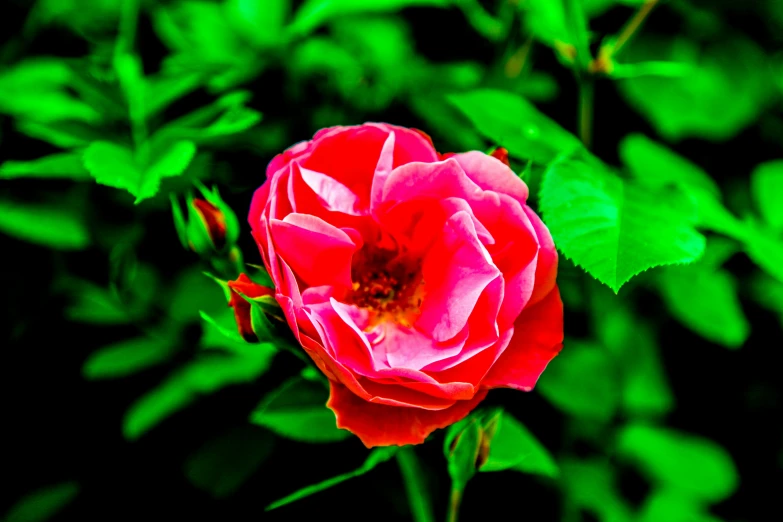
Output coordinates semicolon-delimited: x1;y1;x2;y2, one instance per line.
227;274;274;342
489;147;510;167
192;199;228;250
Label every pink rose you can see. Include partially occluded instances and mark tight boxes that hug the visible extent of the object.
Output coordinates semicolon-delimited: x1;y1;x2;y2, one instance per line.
249;123;563;447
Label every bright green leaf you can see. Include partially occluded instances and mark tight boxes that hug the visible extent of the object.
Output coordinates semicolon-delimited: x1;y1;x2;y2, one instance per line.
123;344;276;440
83;334;178;380
617;423;739;503
479;411;558;478
638;489;723;522
617;35;772;141
0;152;90;180
743;219;783;283
3;482;79;522
0;199;90;250
539;157;706;292
751;160;783;230
83;140;196;203
537;340;620;421
448;89;583;164
250;376;349;443
266;447;398;510
0;58;100;123
751;272;783;326
225;0;290;48
200;310;246;344
185;425;274;498
288;0;448;37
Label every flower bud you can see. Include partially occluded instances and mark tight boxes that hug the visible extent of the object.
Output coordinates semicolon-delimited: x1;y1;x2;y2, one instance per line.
227;273;275;342
171;183;240;257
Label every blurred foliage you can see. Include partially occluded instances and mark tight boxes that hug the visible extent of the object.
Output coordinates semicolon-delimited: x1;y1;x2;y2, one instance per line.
1;0;781;521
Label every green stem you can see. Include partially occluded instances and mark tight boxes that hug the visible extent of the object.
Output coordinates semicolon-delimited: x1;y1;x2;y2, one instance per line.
578;78;594;148
446;486;463;522
396;447;435;522
609;0;659;58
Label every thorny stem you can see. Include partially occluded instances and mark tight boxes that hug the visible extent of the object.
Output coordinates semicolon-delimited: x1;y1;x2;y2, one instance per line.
609;0;660;58
446;486;463;522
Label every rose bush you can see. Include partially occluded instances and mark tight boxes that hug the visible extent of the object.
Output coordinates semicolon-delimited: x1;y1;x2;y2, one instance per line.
248;123;563;447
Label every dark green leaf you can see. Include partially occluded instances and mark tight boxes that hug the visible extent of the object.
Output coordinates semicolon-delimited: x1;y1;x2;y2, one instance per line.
288;0;449;37
123;344;276;440
617;36;772;141
250;376;349;443
448;89;583;164
83;334;178;380
638;490;723;522
539;157;706;292
3;482;79;522
659;263;749;349
224;0;290;48
561;459;633;522
743;219;783;283
617;423;739;502
0;152;90;180
537;340;620;421
185;425;274;498
266;447;398;510
0;199;90;250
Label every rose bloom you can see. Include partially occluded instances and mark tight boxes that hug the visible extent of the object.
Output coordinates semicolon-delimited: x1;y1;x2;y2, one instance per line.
248;123;563;447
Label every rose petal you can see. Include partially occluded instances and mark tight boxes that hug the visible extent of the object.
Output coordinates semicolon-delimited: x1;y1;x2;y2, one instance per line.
524;205;559;307
481;287;564;391
327;381;487;447
451;151;529;204
269;214;358;290
417;211;501;342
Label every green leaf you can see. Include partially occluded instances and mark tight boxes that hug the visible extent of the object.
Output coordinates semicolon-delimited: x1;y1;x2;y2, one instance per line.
619;134;720;199
539;157;706;292
536;340;620;421
266;447;398;511
0;152;90;180
16;120;104;149
750;272;783;327
658;262;749;349
224;0;290;48
123;344;276;440
479;411;558;478
638;489;723;522
619;135;745;239
592;299;674;418
200;310;246;344
250;376;349;443
561;458;633;522
3;482;79;522
185;425;274;498
143;70;204;120
447;89;583;165
616;423;739;503
743;219;783;283
83;334;178;380
0;199;90;250
751;160;783;230
0;58;101;123
154;91;262;143
83;140;197;203
617;35;772;141
168;268;227;323
288;0;449;37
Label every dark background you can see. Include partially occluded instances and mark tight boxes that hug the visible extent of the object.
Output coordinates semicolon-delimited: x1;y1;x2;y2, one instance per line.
2;0;782;520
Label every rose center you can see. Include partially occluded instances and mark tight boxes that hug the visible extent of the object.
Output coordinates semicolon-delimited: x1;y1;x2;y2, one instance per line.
347;247;425;328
